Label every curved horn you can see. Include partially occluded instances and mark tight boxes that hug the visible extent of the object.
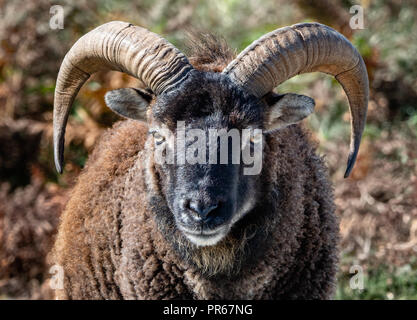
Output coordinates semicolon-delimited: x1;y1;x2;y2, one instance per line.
53;21;193;173
223;23;369;178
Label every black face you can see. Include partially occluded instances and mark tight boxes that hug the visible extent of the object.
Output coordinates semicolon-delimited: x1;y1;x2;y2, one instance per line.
106;69;314;248
149;71;264;246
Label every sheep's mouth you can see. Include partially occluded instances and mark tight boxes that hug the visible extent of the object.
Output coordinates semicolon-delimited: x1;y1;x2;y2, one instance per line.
180;225;229;247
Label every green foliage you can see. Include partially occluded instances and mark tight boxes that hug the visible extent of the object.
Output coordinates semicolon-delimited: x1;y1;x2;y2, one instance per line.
356;0;417;85
337;263;417;300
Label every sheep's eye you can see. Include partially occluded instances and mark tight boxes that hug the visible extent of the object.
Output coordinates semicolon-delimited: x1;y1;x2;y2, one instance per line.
153;132;166;145
250;132;263;145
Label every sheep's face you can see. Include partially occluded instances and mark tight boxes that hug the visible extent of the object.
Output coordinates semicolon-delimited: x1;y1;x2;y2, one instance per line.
105;71;315;247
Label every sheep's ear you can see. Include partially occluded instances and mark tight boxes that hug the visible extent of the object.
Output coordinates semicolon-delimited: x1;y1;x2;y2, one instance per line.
263;93;315;132
104;88;153;121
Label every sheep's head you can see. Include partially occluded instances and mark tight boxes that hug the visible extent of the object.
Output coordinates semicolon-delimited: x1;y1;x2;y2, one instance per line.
103;71;316;246
53;21;368;247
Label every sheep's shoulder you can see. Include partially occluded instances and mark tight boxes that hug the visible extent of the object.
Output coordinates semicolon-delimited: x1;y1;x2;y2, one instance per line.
52;120;148;299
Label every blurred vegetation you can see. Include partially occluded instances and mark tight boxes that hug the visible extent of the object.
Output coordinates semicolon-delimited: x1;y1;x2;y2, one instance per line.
337;262;417;300
0;0;416;299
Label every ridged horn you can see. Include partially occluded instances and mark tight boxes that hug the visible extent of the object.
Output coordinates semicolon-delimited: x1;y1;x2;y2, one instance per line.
223;23;369;178
53;21;193;173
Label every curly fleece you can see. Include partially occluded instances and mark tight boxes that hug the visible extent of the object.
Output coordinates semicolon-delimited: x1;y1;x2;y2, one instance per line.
51;118;339;299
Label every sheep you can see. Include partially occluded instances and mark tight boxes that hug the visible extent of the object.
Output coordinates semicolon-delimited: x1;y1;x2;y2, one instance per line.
50;21;368;299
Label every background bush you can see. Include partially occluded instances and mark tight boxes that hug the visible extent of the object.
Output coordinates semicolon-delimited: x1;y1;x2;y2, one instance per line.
0;0;416;299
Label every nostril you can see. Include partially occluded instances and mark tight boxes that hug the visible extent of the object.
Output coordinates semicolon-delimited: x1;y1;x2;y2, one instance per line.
186;200;221;221
187;201;200;215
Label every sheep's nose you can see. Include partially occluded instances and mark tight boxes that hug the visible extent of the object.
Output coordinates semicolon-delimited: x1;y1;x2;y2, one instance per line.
185;200;219;222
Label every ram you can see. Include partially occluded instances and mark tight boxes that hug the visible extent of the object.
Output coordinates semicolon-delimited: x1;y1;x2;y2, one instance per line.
51;21;368;299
